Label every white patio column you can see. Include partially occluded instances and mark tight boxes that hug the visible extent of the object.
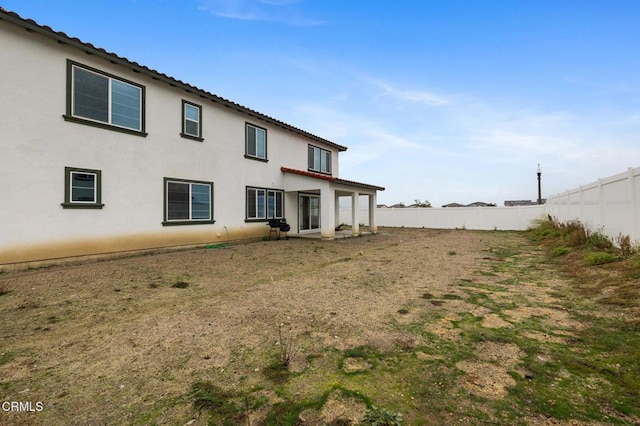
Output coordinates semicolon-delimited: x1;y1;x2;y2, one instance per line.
335;193;341;230
352;191;360;235
369;192;378;233
320;186;336;239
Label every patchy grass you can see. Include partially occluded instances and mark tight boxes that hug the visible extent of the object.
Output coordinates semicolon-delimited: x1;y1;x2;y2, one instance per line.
585;251;618;265
521;218;640;421
263;359;292;385
528;217;639;308
1;227;639;425
191;381;250;424
550;246;570;257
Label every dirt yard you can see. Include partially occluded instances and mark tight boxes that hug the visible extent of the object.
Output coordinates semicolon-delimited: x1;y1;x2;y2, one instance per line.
1;228;638;425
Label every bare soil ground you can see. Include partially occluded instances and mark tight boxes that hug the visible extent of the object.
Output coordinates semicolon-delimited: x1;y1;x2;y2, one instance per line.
1;228;638;425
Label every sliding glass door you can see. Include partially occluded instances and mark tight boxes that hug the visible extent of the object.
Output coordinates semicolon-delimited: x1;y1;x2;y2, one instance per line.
299;194;320;232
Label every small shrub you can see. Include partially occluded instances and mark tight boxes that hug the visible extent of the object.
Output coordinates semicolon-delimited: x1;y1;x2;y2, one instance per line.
278;323;299;367
529;217;556;235
362;406;403;425
550;247;570;257
0;281;9;296
397;308;409;315
616;233;635;257
447;250;457;256
562;219;590;247
585;251;617;266
588;231;613;250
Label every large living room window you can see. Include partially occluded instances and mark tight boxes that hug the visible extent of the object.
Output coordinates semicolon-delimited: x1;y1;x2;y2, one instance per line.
308;145;331;174
163;178;214;225
65;60;145;135
61;167;104;209
245;123;267;161
246;187;283;220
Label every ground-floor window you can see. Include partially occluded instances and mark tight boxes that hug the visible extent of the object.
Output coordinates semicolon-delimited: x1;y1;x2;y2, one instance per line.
246;187;283;220
61;166;104;209
163;178;214;225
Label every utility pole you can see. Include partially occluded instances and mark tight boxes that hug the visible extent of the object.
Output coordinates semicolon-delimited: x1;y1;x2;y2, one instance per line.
537;164;542;205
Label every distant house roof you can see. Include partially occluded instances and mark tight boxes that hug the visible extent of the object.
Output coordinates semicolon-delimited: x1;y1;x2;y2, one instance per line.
504;200;535;206
280;167;385;191
442;202;496;207
0;7;348;152
377;204;389;208
466;202;496;207
504;199;547;206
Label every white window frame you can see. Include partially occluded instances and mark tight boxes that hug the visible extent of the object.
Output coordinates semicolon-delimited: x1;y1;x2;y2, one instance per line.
70;171;97;204
182;100;202;139
247;188;267;220
245;123;267;160
246;187;284;220
61;166;104;209
308;145;332;174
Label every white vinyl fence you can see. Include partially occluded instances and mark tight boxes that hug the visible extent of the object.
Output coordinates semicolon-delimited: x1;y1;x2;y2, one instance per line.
340;166;639;243
340;205;546;231
545;167;640;243
373;205;545;230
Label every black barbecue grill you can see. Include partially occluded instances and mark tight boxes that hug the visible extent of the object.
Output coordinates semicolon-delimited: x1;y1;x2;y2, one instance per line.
267;219;290;240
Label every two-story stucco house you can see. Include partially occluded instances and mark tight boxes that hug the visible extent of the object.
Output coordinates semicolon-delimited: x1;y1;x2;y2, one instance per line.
0;8;384;266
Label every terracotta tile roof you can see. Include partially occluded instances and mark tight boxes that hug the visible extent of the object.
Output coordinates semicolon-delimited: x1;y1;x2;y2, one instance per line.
281;167;384;191
0;7;347;152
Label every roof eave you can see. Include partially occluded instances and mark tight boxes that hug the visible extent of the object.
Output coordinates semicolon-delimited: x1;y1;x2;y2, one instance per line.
281;167;384;191
0;8;348;152
335;178;385;191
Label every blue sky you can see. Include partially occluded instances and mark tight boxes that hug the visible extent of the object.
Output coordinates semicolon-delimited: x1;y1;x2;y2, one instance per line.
4;0;640;206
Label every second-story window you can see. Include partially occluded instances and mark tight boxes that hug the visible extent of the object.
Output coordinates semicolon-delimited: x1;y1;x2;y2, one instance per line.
181;100;203;140
308;145;332;174
66;60;145;135
245;123;267;161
